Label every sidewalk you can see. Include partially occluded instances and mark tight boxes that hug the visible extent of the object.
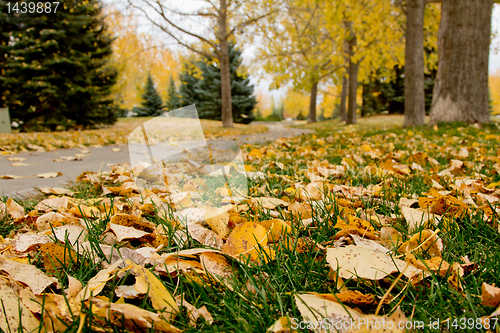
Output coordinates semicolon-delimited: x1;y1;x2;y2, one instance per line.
0;123;310;197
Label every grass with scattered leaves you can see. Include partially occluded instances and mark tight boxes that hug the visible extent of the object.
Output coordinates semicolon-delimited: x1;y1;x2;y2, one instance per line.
1;115;500;332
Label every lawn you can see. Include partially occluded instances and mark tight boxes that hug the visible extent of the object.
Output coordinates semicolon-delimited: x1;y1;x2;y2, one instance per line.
0;115;499;332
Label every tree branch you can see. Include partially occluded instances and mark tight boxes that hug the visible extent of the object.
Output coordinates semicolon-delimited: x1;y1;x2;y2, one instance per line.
128;0;218;59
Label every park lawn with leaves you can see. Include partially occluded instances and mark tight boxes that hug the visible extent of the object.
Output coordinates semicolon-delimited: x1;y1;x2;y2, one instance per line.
0;118;268;155
0;116;500;332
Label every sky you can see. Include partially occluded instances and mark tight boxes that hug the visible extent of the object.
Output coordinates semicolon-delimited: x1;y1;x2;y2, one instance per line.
126;1;500;100
490;4;500;74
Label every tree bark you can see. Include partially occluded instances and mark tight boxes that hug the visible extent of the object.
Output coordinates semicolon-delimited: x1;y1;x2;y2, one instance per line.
218;0;233;128
430;0;493;124
339;72;348;122
404;0;426;127
346;24;358;125
308;81;318;123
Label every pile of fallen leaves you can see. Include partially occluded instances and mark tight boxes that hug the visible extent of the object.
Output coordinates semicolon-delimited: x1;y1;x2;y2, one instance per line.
0;118;267;154
0;119;500;332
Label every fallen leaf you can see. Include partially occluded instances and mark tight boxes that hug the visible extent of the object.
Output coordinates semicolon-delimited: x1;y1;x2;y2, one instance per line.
326;245;420;280
34;197;69;212
6;198;24;219
108;223;149;242
267;316;295;333
7;157;26;161
482;282;500;307
205;206;230;237
11;162;29;166
128;260;179;318
40;187;75;196
37;172;63;178
77;260;122;301
0;258;59;294
0;174;24;179
90;297;181;332
222;222;269;261
0;276;40;332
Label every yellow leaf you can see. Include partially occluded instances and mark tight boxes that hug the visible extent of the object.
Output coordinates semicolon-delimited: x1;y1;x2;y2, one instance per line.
222;222;269;261
128;260;179;317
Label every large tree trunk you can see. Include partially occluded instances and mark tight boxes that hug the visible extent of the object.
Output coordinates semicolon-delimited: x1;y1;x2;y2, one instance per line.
346;25;358;125
308;81;318;123
339;72;348;122
218;0;233;128
404;0;426;127
430;0;493;124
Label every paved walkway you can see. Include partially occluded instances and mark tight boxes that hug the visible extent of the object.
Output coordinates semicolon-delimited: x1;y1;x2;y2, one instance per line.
0;123;310;197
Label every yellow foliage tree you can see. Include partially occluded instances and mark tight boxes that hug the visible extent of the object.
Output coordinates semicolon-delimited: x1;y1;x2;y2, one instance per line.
105;9;180;111
283;90;310;119
254;0;342;123
490;69;500;115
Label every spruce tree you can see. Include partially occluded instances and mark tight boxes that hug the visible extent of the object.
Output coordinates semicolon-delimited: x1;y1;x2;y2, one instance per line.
178;61;201;108
229;44;256;124
133;73;164;117
165;74;181;111
2;0;118;131
194;43;256;123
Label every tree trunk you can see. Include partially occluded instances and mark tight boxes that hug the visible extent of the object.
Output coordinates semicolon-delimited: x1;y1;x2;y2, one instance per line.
339;72;348;122
404;0;426;127
218;0;233;128
430;0;493;124
347;61;359;124
308;81;318;123
346;25;358;125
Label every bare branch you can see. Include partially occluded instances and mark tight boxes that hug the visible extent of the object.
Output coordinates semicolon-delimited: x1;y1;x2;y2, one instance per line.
131;0;218;50
228;11;276;37
128;0;217;59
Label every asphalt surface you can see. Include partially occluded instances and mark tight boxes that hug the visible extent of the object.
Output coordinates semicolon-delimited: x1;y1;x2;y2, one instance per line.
0;123;310;197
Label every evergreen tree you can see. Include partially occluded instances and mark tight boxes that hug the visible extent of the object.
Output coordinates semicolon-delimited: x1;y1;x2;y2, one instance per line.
132;73;164;117
165;74;180;111
194;43;256;123
178;61;201;108
2;0;118;131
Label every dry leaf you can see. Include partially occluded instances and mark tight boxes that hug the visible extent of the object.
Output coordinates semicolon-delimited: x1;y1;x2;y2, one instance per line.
205;206;230;237
0;258;59;294
40;187;75;196
77;260;122;301
482;282;500;307
108;223;149;242
326;245;420;280
267;316;296;333
37;172;63;178
34;196;69;212
401;205;438;231
258;219;291;243
398;229;443;257
90;297;181;332
0;174;24;179
187;223;224;249
251;197;289;209
6;198;24;219
128;260;179;318
0;276;40;332
222;222;269;261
